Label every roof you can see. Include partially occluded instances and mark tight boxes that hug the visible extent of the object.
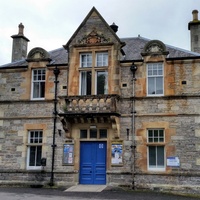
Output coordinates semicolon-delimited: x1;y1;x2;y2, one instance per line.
121;36;200;61
1;36;200;68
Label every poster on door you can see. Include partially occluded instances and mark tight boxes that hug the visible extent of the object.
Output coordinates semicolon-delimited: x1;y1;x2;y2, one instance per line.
63;144;74;165
111;143;123;165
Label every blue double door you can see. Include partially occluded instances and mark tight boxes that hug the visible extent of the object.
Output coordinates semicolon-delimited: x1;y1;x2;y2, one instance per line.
79;141;107;184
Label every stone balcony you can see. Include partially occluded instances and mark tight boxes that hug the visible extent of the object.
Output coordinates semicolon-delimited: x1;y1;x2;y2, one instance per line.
58;94;121;138
59;94;120;115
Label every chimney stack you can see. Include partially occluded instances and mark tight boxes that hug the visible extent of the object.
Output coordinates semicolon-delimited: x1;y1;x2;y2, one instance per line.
11;23;30;62
188;10;200;53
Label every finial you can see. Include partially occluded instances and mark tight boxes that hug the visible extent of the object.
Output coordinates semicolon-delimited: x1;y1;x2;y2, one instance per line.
18;23;24;35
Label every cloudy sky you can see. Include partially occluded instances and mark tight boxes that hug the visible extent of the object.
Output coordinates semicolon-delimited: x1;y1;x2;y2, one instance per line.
0;0;199;65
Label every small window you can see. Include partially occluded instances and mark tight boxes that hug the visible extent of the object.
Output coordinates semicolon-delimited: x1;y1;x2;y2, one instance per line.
80;130;88;138
147;129;165;171
148;129;164;143
96;52;108;67
80;129;107;139
31;69;46;100
81;53;92;68
147;63;163;96
90;129;97;138
27;130;43;170
100;129;107;138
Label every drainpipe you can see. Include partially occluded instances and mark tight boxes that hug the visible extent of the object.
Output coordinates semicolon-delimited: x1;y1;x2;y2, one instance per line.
50;66;60;186
130;63;137;190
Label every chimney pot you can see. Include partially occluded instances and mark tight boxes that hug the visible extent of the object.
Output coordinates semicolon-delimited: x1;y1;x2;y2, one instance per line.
192;10;198;21
18;23;24;35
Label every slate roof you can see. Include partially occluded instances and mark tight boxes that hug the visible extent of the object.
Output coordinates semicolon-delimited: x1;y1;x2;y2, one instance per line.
121;36;200;61
1;36;200;68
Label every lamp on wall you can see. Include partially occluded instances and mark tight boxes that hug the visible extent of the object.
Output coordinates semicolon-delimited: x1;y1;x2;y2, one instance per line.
130;63;137;78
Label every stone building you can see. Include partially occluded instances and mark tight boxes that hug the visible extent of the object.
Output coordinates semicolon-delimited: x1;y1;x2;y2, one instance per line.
0;7;200;193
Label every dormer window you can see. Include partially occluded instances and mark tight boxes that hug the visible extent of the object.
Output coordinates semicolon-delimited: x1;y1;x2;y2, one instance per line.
79;51;108;95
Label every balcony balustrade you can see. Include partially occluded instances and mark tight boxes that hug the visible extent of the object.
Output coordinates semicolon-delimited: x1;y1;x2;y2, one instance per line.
59;94;120;114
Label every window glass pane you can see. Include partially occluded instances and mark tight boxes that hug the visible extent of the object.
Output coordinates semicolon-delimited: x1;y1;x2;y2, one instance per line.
100;129;107;138
81;71;91;95
149;146;156;167
156;77;163;94
29;146;36;166
157;146;164;166
40;82;45;97
148;66;152;76
90;129;97;138
148;130;153;137
81;54;92;67
80;130;87;138
97;71;108;95
159;130;164;142
36;146;42;166
39;131;43;143
33;82;40;98
35;131;39;143
153;66;157;75
154;130;158;137
96;52;108;67
148;77;155;94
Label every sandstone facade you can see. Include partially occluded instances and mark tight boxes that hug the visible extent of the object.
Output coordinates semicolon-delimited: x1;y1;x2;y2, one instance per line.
0;7;200;194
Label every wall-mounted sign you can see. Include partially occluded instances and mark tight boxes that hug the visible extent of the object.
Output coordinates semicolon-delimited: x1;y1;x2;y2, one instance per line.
167;156;180;167
111;142;123;165
63;144;74;165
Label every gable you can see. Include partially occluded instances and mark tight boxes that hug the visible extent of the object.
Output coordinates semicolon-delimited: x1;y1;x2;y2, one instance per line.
63;7;122;49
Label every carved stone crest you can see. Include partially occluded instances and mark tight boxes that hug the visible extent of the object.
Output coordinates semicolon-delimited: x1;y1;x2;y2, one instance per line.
79;28;110;44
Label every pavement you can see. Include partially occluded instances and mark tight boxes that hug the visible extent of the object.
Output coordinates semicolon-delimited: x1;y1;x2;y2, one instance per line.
0;185;200;200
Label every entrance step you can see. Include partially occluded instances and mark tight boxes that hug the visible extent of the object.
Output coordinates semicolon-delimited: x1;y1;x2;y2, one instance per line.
65;185;107;192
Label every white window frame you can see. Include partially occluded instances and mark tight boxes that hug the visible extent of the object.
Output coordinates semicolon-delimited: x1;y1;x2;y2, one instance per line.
79;71;92;95
147;63;164;96
79;51;108;95
96;52;108;67
147;129;165;171
95;71;108;95
27;130;43;170
80;53;92;68
31;69;46;100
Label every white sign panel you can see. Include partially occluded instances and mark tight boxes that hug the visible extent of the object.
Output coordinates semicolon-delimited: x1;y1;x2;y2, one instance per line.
167;157;180;167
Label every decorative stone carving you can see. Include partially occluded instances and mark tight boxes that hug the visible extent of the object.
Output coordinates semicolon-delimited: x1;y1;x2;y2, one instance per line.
141;40;169;56
27;47;51;61
60;116;72;138
78;28;110;44
111;115;120;139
